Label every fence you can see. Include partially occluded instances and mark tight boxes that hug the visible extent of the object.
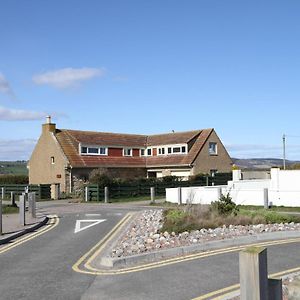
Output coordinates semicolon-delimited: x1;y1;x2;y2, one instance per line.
0;184;51;200
85;173;232;201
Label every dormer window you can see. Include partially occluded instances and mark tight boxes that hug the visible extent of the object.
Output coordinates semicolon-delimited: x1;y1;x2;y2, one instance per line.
147;148;152;156
140;149;145;156
80;145;107;156
123;148;132;156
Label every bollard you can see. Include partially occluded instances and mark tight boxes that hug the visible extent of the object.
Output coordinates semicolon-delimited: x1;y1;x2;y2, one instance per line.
28;192;36;218
85;186;89;202
150;187;155;203
104;186;109;203
177;187;182;205
263;188;269;209
19;195;26;226
240;246;269;300
0;198;2;235
1;187;5;200
268;278;282;300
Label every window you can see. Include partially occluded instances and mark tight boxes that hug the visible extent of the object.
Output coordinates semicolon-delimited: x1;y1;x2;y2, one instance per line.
51;156;55;164
158;148;165;155
123;148;132;156
168;147;172;154
209;142;217;155
173;147;181;153
81;147;87;154
99;147;107;155
88;147;99;154
181;146;186;153
147;148;152;156
140;149;145;156
81;146;107;155
210;169;218;177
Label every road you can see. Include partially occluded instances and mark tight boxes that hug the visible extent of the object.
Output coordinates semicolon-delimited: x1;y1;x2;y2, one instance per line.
0;201;299;300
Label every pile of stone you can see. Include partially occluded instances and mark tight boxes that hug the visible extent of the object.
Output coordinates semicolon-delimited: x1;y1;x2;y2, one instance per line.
111;209;300;258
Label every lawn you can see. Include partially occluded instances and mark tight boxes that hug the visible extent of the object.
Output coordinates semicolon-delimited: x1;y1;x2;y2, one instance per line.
2;205;18;214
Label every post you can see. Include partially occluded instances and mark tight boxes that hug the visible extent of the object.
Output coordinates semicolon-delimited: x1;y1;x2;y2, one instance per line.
104;186;109;203
85;186;89;202
263;188;269;209
1;187;5;200
239;247;268;300
0;198;2;235
97;185;100;202
283;134;286;170
10;192;16;207
206;176;209;186
268;278;282;300
19;194;26;226
28;192;36;218
177;187;182;205
150;187;155;203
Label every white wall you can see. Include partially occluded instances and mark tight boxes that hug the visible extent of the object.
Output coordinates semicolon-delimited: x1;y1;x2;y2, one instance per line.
166;168;300;207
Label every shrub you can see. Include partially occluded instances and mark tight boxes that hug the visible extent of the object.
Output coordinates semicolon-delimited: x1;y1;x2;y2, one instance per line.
211;193;238;215
89;168;113;187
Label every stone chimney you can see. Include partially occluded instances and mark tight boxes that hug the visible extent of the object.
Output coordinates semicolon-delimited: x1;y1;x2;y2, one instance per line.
42;115;56;134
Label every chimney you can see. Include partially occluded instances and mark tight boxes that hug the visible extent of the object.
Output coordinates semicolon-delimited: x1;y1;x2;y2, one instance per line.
42;115;56;134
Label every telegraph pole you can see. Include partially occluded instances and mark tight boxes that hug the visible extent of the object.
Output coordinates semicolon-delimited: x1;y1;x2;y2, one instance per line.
283;134;286;170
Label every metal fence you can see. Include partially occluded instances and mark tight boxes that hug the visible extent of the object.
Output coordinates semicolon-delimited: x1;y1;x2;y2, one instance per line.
0;184;51;200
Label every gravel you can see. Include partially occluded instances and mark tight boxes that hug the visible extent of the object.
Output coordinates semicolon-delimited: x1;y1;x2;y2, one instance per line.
111;209;300;258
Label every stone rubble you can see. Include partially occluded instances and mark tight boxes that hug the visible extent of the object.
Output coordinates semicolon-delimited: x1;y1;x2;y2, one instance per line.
111;209;300;258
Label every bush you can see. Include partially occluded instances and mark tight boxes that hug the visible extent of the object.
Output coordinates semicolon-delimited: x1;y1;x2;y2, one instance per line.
89;168;113;187
0;175;29;184
211;193;238;215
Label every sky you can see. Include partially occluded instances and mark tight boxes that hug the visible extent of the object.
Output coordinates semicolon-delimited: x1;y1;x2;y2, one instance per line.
1;0;300;161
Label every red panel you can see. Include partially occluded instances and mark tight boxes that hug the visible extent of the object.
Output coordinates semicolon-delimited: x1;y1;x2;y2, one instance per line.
108;148;123;157
133;149;140;157
153;148;157;156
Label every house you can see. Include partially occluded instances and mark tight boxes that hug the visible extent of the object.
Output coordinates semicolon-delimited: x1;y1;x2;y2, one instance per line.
28;117;232;193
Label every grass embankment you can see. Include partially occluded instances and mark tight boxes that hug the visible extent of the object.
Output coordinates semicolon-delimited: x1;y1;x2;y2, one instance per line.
161;195;300;234
238;205;300;213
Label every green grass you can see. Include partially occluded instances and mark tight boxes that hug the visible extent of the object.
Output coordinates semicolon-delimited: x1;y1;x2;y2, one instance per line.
161;205;300;234
238;205;300;213
0;161;28;175
85;195;152;203
2;205;18;214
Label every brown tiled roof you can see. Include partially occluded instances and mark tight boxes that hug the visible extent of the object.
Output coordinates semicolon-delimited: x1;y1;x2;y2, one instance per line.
55;128;213;168
147;130;201;146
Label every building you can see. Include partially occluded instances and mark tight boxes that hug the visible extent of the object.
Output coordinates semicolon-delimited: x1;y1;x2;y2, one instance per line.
28;117;232;193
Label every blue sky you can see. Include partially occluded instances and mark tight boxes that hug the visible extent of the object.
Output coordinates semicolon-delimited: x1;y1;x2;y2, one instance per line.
1;0;300;161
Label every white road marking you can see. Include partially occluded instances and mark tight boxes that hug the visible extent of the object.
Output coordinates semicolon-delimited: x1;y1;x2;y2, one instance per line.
85;214;101;217
74;219;106;233
106;213;123;216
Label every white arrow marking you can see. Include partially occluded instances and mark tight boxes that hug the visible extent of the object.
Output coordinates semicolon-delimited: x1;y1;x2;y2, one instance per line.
74;219;106;233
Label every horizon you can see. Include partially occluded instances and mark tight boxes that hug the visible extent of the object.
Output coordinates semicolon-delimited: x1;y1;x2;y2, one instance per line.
1;1;300;161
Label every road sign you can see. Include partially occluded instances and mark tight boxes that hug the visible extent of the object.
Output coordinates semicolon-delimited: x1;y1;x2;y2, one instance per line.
74;219;106;234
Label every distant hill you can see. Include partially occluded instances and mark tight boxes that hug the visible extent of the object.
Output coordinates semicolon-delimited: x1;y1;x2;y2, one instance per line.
0;161;28;175
232;158;300;169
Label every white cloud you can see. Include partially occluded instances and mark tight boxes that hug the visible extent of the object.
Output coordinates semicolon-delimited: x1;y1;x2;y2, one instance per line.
0;138;36;160
32;67;105;89
0;106;46;121
0;73;15;98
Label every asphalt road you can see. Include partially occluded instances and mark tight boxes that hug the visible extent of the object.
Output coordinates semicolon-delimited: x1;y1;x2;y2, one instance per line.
0;201;299;300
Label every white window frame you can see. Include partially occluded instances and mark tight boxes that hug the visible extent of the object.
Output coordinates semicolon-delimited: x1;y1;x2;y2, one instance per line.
140;148;146;156
80;144;108;156
209;142;218;155
51;156;55;164
146;148;152;156
123;148;133;157
156;144;188;155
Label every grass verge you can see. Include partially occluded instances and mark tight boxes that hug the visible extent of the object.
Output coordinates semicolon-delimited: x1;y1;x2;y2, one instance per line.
2;205;18;214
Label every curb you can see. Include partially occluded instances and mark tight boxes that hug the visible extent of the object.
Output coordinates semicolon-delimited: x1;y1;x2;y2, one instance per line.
99;230;300;268
0;216;49;245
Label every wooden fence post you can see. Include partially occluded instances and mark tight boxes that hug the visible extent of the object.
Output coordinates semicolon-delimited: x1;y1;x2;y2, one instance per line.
85;186;89;202
177;187;182;205
150;187;155;203
1;187;5;200
19;194;26;226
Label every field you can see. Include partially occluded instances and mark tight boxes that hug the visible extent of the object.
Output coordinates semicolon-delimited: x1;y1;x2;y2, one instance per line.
0;161;28;175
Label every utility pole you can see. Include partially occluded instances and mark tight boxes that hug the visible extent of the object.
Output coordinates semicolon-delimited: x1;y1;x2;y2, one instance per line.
283;134;286;170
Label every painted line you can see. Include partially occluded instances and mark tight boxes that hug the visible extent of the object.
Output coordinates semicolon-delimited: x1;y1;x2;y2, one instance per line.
193;266;300;300
74;219;106;233
85;214;101;217
0;215;59;255
73;220;300;276
72;213;134;275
